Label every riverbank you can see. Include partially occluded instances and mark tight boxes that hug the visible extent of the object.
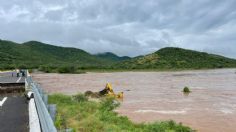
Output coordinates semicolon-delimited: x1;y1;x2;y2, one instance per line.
49;94;192;131
36;67;236;73
33;68;236;132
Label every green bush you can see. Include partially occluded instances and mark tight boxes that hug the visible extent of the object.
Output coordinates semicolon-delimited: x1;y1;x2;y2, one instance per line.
28;69;33;73
39;65;54;73
100;97;120;112
183;87;191;93
84;91;93;96
57;66;87;74
57;66;76;73
55;114;67;130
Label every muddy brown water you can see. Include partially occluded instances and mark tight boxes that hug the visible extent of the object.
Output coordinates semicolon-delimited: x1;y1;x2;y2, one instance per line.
32;69;236;132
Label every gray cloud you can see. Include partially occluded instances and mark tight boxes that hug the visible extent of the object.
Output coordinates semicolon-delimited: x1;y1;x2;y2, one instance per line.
0;0;236;58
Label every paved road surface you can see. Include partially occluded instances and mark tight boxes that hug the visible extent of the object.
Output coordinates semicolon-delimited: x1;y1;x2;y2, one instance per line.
0;94;29;132
0;71;28;132
0;71;25;83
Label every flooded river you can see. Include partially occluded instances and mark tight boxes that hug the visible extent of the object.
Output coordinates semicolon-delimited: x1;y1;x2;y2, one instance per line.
32;69;236;132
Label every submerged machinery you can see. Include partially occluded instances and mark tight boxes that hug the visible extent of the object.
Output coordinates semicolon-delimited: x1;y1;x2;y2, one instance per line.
99;83;124;99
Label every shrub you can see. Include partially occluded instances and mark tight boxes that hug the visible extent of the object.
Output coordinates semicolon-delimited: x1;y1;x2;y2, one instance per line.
72;93;88;103
55;114;67;130
183;86;191;93
39;65;53;73
100;97;120;112
28;69;33;73
145;120;192;132
84;91;101;98
18;64;27;69
57;66;75;73
85;91;93;96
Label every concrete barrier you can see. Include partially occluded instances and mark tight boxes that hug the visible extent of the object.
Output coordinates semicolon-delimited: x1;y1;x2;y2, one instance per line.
29;99;41;132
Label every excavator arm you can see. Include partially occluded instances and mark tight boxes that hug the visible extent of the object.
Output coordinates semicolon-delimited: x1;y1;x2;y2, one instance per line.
99;83;123;99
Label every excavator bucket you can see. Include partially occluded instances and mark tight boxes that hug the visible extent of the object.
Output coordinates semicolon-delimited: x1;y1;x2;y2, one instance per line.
99;83;123;99
116;92;124;99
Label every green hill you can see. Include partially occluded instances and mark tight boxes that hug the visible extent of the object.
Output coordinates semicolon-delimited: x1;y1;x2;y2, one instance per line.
1;39;236;71
95;52;130;62
0;40;113;70
116;47;236;69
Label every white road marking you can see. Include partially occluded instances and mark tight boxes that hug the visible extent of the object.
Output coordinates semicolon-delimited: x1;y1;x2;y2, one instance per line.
0;97;7;107
16;77;22;83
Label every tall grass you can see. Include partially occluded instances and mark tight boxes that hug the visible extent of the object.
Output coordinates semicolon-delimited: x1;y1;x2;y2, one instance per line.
49;94;193;132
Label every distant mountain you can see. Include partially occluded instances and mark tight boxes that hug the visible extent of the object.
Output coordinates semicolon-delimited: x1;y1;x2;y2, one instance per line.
0;40;116;69
95;52;130;62
116;47;236;69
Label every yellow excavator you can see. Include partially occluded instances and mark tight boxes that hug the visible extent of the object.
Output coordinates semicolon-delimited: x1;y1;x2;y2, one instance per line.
99;83;124;99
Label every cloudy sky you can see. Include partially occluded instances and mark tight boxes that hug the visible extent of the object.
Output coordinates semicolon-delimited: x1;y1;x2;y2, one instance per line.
0;0;236;58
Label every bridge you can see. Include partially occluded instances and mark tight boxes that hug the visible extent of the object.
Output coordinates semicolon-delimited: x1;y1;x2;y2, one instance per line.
0;71;57;132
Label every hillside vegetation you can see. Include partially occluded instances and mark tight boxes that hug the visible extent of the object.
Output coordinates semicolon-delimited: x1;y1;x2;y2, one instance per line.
1;39;236;71
0;40;118;70
115;47;236;69
95;52;130;62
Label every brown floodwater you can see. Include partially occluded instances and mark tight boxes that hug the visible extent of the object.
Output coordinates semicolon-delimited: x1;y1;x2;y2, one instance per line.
32;69;236;132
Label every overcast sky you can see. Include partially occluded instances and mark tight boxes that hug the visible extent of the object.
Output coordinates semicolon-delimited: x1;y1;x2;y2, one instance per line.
0;0;236;58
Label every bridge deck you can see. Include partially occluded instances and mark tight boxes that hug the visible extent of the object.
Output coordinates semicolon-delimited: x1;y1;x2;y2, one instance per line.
0;71;25;83
0;71;28;132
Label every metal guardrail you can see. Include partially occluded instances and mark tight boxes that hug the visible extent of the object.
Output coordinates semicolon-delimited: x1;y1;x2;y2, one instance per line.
26;75;57;132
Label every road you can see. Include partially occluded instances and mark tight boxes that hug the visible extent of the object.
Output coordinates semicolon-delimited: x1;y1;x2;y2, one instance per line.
0;71;25;83
0;71;28;132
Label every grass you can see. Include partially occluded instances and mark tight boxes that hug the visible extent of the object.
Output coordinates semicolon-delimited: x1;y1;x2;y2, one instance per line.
49;94;193;132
